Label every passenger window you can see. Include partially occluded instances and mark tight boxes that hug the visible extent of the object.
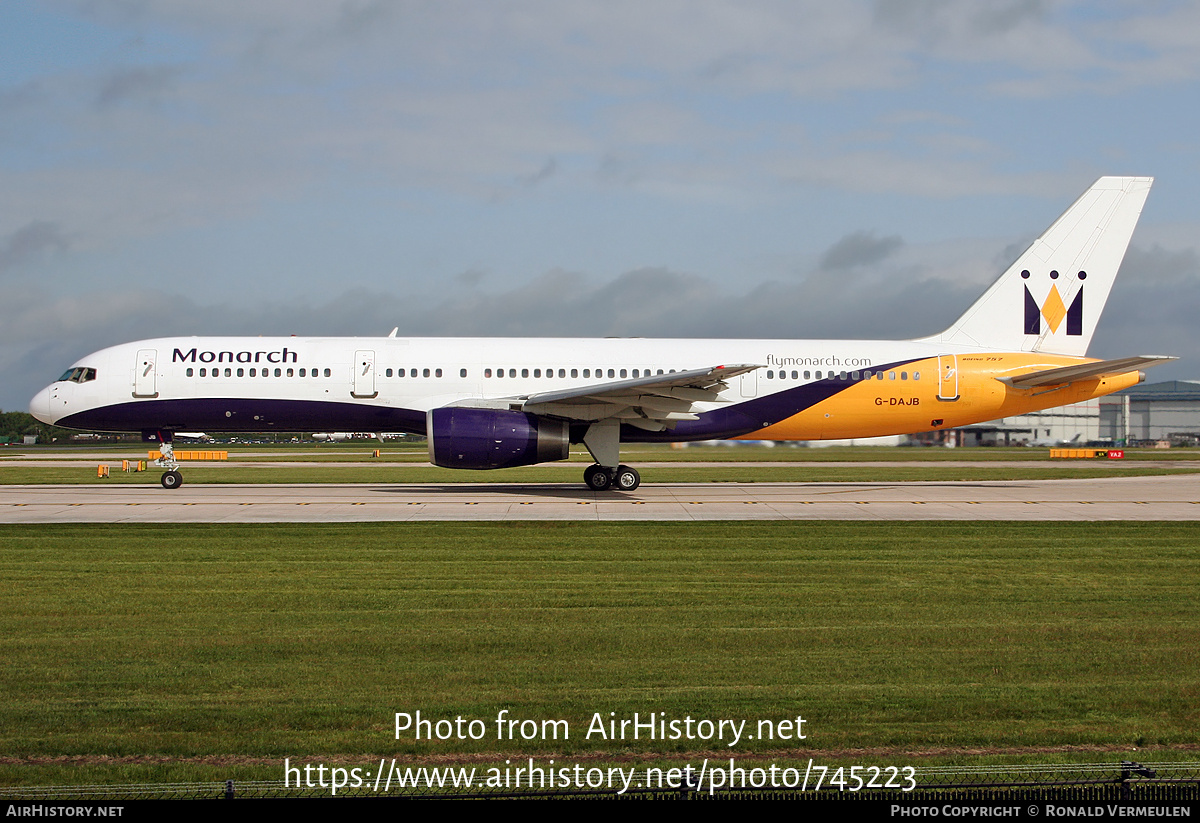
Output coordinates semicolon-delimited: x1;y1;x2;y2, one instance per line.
900;372;908;380
250;368;256;377
385;368;393;377
324;369;331;377
851;371;860;380
608;369;615;378
460;368;467;378
889;371;896;380
237;368;245;377
274;368;281;377
286;368;293;377
435;368;442;378
913;372;920;380
632;369;639;378
187;368;194;377
583;369;590;378
571;369;578;378
534;369;541;378
509;369;516;378
559;369;566;378
199;368;207;377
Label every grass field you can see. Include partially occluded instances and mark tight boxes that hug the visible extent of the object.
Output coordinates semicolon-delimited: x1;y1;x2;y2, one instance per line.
2;520;1198;786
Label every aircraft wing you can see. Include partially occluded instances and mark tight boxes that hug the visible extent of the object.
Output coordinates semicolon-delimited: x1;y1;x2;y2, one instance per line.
503;364;761;430
999;355;1176;389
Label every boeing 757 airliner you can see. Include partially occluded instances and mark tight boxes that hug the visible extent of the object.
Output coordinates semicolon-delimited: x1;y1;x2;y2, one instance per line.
31;177;1173;490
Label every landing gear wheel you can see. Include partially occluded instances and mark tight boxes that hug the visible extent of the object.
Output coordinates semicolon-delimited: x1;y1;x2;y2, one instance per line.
614;465;641;491
161;470;183;490
584;464;612;491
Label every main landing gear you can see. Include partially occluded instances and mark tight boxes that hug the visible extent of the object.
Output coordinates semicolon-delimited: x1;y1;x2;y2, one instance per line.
584;463;640;492
581;421;640;492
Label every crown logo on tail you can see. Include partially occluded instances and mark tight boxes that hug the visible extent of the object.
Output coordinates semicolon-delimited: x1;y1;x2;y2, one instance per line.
1022;270;1084;336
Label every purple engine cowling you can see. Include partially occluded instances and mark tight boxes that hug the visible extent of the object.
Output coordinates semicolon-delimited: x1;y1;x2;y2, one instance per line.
427;407;570;470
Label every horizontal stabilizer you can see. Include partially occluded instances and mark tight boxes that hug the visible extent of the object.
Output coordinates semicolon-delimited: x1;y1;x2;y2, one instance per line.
999;355;1176;389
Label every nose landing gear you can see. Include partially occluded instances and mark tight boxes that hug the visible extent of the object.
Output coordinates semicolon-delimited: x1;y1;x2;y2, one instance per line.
152;437;184;490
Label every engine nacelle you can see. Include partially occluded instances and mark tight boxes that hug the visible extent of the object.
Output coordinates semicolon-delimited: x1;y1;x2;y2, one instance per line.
427;407;570;470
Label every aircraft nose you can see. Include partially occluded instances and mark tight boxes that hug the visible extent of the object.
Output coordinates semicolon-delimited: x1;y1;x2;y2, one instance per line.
29;386;52;424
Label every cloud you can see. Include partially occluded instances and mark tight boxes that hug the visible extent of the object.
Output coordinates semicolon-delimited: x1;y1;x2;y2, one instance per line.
1090;244;1200;372
96;65;183;108
0;221;70;274
818;230;903;271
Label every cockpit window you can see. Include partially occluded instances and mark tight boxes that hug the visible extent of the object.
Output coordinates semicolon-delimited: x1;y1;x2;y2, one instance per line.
57;367;97;384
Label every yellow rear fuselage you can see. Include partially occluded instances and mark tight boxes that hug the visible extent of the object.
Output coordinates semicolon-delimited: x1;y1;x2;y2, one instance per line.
746;354;1139;441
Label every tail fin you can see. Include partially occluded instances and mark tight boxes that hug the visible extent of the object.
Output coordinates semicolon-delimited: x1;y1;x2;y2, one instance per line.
922;176;1152;357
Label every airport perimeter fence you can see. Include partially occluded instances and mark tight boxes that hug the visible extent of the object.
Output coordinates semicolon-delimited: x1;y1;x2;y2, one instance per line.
3;760;1200;801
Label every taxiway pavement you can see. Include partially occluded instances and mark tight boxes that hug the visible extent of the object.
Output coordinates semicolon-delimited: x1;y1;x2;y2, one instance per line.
1;475;1196;522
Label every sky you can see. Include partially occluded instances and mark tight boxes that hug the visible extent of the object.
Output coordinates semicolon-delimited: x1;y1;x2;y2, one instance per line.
3;1;1200;412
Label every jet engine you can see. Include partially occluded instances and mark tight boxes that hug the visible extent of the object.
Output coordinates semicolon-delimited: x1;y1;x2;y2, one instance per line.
427;407;570;470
